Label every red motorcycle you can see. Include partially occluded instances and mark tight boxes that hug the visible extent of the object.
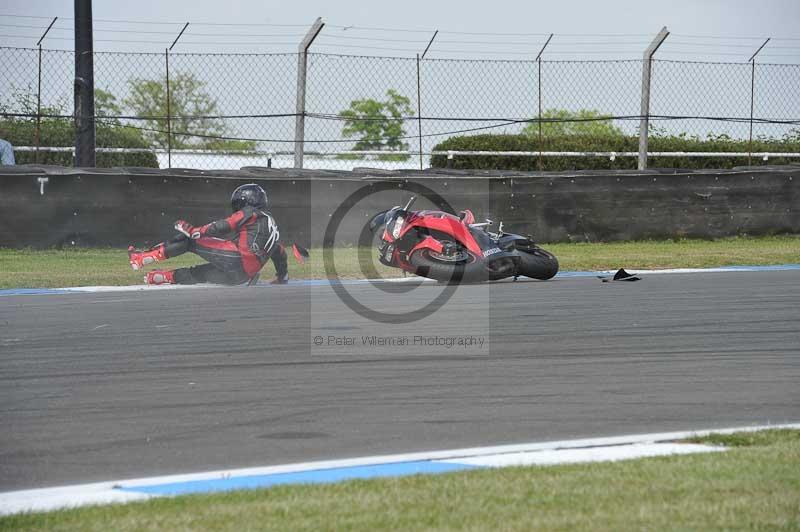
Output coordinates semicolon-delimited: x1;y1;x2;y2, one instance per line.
369;197;558;283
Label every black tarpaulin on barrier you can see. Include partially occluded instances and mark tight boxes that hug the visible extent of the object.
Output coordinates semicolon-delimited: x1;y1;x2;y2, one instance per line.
0;164;798;249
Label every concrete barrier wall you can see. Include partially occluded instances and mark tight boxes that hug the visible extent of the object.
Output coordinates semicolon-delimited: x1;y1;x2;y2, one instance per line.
0;165;797;249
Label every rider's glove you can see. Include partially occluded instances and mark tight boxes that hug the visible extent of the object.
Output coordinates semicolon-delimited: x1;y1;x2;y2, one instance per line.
174;220;203;239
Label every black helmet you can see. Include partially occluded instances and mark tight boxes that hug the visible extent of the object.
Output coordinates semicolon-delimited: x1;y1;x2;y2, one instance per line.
231;183;268;212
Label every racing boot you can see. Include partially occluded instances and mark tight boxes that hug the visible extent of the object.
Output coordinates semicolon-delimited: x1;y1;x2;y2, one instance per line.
270;273;289;285
144;269;176;285
128;243;167;271
271;244;289;284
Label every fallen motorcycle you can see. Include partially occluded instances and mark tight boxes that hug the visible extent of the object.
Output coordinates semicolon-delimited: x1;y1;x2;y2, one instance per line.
369;197;558;283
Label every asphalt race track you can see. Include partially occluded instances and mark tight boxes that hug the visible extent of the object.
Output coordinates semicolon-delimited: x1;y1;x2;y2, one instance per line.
1;271;799;491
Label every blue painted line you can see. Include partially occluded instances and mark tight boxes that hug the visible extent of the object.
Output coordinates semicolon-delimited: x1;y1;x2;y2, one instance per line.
283;278;428;287
554;271;604;278
2;264;799;297
708;264;800;271
555;263;800;278
284;264;800;284
281;264;800;283
0;288;73;296
118;460;477;496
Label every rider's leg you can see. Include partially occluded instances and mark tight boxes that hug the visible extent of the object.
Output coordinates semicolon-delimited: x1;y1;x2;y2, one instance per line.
140;236;250;286
269;243;289;284
128;234;190;271
173;263;247;285
185;237;249;285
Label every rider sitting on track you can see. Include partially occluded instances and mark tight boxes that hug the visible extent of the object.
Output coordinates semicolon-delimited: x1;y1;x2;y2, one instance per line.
127;183;289;286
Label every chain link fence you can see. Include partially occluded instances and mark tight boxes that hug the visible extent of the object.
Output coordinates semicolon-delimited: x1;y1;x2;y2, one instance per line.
1;46;799;170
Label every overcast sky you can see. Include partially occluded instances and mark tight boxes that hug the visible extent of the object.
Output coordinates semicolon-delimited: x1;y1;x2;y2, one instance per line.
3;0;800;62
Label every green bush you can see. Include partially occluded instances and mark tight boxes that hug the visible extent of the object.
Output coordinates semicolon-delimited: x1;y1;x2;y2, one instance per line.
0;116;159;168
429;133;800;171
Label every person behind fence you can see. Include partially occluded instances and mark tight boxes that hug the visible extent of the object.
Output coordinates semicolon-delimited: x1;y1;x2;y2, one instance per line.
0;133;15;165
127;183;289;285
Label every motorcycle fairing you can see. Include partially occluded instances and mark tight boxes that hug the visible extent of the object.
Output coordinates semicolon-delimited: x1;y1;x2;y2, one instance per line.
497;232;538;252
408;236;444;256
368;209;392;233
399;211;483;256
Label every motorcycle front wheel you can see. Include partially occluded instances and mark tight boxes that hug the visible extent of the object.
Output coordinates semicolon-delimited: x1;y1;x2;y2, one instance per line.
409;249;487;283
517;246;559;280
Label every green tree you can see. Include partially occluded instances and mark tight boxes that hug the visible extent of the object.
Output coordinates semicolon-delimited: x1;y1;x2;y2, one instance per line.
95;88;122;121
0;89;157;167
522;108;624;138
125;73;254;151
339;89;414;160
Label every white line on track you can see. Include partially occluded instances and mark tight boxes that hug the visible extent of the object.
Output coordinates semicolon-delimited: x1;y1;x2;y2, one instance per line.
1;423;797;516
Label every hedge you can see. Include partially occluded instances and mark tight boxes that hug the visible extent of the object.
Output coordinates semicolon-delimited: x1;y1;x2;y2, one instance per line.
429;134;800;171
0;117;159;168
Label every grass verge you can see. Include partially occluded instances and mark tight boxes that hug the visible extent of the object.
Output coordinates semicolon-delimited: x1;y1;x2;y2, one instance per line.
0;235;798;289
1;429;798;531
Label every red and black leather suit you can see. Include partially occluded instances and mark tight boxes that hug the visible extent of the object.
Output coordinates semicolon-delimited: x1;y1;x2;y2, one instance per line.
166;206;288;285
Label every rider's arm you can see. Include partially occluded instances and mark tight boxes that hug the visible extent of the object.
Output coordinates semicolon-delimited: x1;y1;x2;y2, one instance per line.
201;209;251;237
176;208;255;239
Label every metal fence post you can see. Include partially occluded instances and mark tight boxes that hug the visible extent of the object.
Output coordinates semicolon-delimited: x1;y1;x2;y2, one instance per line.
535;34;553;171
74;0;96;168
34;18;57;162
747;38;770;166
294;17;324;169
416;31;438;170
638;27;669;170
166;23;189;169
416;54;423;170
36;45;42;163
165;49;172;168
